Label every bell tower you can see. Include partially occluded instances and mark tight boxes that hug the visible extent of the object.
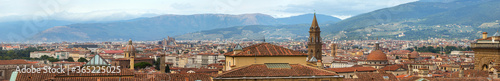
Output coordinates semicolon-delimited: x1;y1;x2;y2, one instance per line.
307;13;322;63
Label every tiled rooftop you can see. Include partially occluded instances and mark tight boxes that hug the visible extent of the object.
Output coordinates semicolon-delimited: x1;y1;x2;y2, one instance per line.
216;64;337;77
327;66;377;73
224;43;308;57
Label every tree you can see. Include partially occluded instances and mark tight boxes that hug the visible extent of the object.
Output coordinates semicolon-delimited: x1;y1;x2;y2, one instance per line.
67;57;75;62
154;58;160;70
78;57;88;62
40;55;50;60
47;58;59;62
134;62;152;69
3;56;11;60
165;65;170;73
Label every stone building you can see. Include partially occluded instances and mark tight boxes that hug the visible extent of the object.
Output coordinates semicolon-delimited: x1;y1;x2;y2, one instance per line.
471;31;500;70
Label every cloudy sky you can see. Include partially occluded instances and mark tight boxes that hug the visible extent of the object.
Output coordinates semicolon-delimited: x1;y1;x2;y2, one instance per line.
0;0;419;22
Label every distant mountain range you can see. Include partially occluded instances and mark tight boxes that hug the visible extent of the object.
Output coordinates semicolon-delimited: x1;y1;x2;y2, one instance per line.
321;0;500;40
177;0;500;41
27;13;340;42
4;0;500;42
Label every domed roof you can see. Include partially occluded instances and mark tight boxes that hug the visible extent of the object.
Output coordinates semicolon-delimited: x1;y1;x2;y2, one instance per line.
124;39;135;52
366;50;387;61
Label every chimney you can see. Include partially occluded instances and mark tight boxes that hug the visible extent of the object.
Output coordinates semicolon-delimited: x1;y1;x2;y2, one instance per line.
483;32;488;39
160;54;166;73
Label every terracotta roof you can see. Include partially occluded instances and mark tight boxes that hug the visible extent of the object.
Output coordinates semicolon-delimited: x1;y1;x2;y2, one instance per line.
16;69;212;81
327;66;377;73
352;73;398;81
395;74;413;78
113;57;154;61
15;71;58;81
52;61;85;64
380;64;405;71
45;77;137;81
224;43;307;57
388;50;411;55
102;50;124;54
216;64;337;77
151;73;212;81
420;52;437;55
207;63;224;68
400;77;492;81
366;50;388;61
449;69;489;78
0;59;32;65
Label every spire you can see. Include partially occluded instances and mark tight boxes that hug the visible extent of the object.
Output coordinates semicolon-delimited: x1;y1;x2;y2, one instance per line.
263;36;266;42
311;12;319;28
375;37;380;50
128;39;132;45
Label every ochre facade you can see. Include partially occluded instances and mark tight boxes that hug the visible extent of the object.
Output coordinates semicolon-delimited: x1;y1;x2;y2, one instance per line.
225;56;307;70
472;48;500;70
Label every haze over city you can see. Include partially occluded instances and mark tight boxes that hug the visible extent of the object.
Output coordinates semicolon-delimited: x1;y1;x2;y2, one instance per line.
1;0;500;81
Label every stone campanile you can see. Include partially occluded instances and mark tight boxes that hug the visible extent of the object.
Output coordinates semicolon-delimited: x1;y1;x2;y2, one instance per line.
307;13;322;63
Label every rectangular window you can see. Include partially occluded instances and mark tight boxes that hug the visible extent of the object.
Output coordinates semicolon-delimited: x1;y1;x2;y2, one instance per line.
202;59;208;63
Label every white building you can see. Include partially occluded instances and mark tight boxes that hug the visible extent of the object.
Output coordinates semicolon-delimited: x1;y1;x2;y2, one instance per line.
194;53;225;67
331;62;356;68
450;51;474;57
30;51;53;58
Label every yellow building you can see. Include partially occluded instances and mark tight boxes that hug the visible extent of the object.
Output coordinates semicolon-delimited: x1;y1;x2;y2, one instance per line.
215;63;342;81
218;13;343;81
223;43;309;71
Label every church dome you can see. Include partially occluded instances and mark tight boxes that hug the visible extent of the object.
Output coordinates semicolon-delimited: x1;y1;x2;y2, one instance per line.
366;50;388;61
124;39;135;52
